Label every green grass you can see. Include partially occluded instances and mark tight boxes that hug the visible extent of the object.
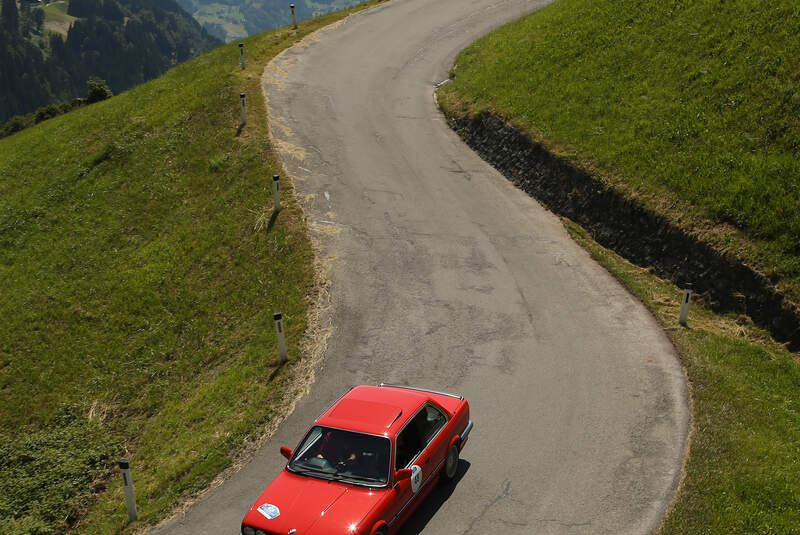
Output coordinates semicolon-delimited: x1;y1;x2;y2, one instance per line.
566;221;800;534
0;3;383;534
42;1;76;35
438;0;800;301
43;1;70;15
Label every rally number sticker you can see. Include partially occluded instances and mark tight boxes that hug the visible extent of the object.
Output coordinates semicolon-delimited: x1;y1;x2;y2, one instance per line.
410;465;422;493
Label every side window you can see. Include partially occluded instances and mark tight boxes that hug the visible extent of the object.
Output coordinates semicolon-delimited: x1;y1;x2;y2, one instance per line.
419;404;446;443
395;422;422;469
395;404;447;469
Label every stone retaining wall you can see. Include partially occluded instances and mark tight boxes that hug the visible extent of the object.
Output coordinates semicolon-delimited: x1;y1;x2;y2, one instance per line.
447;110;800;350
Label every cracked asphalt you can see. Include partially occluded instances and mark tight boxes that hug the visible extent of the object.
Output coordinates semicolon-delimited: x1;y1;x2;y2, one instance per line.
150;0;689;534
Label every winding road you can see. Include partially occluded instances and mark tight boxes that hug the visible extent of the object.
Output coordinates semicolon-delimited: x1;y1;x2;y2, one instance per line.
152;1;688;533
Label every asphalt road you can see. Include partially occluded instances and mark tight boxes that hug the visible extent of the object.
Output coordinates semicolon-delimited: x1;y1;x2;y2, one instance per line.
151;1;689;534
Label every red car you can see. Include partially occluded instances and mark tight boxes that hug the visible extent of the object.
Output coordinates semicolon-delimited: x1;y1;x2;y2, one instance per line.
241;384;472;535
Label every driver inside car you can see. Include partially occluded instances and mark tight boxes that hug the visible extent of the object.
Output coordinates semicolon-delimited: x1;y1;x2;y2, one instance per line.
314;430;357;468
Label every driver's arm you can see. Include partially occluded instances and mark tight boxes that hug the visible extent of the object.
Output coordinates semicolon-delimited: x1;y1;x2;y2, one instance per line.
315;431;333;459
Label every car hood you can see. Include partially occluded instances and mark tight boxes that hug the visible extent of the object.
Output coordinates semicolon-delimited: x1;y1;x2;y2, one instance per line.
242;470;385;535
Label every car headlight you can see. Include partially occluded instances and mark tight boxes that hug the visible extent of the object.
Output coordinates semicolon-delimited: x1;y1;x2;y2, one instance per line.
242;527;255;535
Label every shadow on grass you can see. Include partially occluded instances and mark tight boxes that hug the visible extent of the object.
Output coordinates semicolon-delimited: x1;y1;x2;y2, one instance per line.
267;360;287;382
267;209;280;232
397;459;471;535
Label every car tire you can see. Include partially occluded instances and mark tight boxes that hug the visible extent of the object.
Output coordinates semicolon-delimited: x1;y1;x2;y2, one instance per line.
442;444;459;481
373;527;387;535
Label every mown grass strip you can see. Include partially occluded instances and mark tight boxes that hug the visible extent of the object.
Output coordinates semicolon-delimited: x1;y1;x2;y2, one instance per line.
0;3;383;534
564;220;800;534
437;0;800;302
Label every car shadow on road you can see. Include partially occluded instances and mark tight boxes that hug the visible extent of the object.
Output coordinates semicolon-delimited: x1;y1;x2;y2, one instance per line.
397;460;471;535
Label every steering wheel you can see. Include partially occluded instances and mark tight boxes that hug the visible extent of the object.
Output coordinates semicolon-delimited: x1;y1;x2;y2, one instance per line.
336;452;361;471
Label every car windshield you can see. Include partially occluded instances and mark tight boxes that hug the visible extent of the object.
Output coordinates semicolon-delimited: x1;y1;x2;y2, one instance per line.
288;426;391;486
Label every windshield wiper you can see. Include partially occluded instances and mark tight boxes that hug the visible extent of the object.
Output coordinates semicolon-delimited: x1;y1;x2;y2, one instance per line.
289;466;332;477
332;472;385;485
291;464;384;486
329;467;349;481
344;475;383;483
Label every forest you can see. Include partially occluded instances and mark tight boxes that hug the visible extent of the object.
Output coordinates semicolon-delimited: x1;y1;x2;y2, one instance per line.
0;0;220;123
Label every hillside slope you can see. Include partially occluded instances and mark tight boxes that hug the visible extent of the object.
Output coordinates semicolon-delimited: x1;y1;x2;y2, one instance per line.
0;19;322;535
439;0;800;302
0;0;220;121
176;0;361;42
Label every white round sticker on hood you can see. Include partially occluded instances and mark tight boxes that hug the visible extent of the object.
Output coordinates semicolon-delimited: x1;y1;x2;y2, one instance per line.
257;503;280;520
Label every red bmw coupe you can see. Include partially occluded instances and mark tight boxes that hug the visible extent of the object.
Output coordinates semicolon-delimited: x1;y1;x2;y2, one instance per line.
240;383;472;535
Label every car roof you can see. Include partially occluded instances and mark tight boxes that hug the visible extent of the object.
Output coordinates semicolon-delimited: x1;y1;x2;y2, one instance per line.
315;384;433;436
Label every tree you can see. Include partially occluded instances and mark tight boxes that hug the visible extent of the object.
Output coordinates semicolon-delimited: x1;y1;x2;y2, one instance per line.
1;0;19;33
68;0;103;18
49;32;65;57
1;114;33;136
19;2;37;36
102;0;125;22
33;8;45;32
0;0;219;121
86;77;112;103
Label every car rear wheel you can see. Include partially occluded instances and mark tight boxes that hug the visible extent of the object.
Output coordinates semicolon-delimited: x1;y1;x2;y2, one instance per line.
443;444;459;481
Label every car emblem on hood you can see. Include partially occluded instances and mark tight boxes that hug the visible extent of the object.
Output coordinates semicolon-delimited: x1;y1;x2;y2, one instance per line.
257;503;280;520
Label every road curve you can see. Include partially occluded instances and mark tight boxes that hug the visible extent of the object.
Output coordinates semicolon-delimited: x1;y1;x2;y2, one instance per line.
152;1;688;534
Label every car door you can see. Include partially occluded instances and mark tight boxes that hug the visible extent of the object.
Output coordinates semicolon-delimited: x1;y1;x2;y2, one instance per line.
388;403;448;529
412;403;448;491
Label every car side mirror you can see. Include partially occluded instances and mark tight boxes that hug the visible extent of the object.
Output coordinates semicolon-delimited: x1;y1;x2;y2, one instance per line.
280;446;292;460
395;468;412;482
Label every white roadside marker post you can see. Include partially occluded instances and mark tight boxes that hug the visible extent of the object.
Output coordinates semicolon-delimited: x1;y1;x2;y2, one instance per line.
290;4;298;29
118;459;138;522
240;93;247;125
679;283;693;327
239;43;245;70
273;174;281;212
274;312;288;363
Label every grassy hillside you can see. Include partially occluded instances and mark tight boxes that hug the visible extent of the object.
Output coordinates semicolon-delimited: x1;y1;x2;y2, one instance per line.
439;0;800;301
176;0;363;42
438;1;800;533
42;1;77;35
0;3;381;534
189;2;249;42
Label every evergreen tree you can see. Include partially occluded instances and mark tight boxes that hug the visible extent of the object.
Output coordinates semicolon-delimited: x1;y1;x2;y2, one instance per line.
33;8;45;31
19;2;38;36
1;0;19;33
0;0;220;122
102;0;125;22
68;0;103;18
